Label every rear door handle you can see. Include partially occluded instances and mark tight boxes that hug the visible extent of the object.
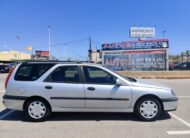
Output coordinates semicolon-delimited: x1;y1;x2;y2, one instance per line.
87;87;95;91
45;86;53;89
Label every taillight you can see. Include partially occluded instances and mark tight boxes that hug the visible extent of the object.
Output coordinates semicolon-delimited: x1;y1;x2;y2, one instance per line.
5;67;15;89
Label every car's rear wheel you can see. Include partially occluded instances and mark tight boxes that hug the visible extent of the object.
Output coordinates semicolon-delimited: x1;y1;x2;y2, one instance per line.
135;97;162;121
24;99;51;122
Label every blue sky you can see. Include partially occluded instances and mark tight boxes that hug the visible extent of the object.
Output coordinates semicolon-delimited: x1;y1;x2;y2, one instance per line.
0;0;190;60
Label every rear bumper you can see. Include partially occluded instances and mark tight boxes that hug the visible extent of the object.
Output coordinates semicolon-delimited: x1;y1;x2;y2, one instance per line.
162;97;178;111
3;95;27;111
3;99;24;111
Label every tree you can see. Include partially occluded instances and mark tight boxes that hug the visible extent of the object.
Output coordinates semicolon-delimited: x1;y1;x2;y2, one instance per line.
181;52;185;62
186;50;190;62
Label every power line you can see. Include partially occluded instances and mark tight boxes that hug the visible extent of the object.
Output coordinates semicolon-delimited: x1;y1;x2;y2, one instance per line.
33;38;89;49
10;38;89;51
91;40;102;49
7;37;101;60
8;38;101;51
91;40;102;45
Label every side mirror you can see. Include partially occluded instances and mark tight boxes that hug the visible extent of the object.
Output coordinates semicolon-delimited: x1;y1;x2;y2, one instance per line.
116;79;122;86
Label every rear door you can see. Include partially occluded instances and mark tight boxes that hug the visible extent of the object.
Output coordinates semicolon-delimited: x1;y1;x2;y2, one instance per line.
83;66;132;108
43;65;85;108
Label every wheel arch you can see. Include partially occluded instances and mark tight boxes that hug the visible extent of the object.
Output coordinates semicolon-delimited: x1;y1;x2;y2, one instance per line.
134;94;164;111
23;96;52;111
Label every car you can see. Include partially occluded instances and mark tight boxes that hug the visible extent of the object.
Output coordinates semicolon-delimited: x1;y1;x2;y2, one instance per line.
172;62;190;70
0;64;10;73
3;62;178;121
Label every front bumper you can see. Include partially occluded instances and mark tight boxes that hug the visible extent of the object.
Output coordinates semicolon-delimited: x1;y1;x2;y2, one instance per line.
162;97;178;111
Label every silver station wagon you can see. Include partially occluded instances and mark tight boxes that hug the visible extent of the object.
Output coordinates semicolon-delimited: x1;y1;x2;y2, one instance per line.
3;62;178;121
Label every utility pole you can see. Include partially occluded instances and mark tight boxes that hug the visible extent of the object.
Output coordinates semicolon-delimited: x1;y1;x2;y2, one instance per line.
95;46;97;64
48;25;51;59
89;36;92;62
163;30;168;70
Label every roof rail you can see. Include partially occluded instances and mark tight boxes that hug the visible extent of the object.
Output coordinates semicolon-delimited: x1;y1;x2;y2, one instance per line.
22;60;90;64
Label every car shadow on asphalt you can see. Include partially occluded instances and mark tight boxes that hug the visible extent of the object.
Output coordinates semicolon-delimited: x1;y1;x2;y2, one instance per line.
0;109;171;122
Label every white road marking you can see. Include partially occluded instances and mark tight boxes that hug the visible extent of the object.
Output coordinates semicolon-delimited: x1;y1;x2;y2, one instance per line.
0;110;15;120
177;96;190;98
169;112;190;127
167;130;190;135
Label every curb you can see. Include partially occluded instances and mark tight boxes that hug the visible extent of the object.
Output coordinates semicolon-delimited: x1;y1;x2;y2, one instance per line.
136;77;190;79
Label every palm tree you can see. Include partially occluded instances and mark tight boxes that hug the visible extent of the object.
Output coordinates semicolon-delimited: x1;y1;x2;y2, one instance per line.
181;52;185;62
186;50;190;62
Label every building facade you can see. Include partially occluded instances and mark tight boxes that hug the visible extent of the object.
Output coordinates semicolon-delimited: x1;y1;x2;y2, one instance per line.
0;50;31;62
91;50;102;64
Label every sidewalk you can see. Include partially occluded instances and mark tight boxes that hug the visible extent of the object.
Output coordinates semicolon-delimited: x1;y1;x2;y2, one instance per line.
117;71;190;79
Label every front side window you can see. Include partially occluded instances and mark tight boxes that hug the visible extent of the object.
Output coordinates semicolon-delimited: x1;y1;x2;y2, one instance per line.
46;66;80;83
83;66;116;85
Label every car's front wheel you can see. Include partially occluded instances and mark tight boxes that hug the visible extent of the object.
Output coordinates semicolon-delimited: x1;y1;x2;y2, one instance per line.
135;97;162;121
24;99;51;122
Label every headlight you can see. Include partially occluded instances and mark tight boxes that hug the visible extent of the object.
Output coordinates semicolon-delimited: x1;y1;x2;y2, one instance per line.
171;90;176;96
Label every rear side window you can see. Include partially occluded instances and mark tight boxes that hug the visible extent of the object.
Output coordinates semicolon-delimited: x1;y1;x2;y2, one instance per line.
45;66;80;83
15;64;55;81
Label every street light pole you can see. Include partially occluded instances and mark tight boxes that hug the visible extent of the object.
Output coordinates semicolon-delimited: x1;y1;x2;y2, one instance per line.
163;30;169;70
89;36;92;62
163;30;166;39
48;25;51;59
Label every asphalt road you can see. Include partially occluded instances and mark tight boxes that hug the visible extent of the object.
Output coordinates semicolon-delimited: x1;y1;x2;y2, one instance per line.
0;73;190;138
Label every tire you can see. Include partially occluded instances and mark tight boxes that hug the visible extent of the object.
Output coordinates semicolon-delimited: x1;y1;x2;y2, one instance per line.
24;99;51;122
135;97;162;121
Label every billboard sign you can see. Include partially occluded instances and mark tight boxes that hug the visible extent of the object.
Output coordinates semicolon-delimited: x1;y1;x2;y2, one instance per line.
102;39;169;51
130;27;155;38
35;51;49;57
103;50;166;71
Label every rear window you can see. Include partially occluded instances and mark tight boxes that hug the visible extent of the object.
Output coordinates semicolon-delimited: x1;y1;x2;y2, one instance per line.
15;64;55;81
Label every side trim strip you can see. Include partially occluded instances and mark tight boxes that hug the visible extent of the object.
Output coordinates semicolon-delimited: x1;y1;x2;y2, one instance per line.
3;95;28;100
50;97;129;101
3;95;129;101
161;97;178;102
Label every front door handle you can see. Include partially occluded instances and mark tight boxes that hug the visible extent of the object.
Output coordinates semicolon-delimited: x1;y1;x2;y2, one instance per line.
45;85;53;89
87;87;95;91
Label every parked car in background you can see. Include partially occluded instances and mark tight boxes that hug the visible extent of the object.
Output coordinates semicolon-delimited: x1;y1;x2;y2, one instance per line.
169;62;181;70
172;62;190;70
3;62;178;121
0;64;10;73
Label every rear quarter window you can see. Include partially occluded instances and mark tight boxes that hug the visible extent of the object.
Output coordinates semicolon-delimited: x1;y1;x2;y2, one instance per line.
14;64;55;81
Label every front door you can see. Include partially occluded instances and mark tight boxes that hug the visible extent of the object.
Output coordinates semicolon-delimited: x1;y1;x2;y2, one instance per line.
43;65;85;108
83;66;132;108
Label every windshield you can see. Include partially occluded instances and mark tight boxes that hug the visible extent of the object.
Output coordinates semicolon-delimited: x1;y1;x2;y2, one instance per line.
103;65;137;82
